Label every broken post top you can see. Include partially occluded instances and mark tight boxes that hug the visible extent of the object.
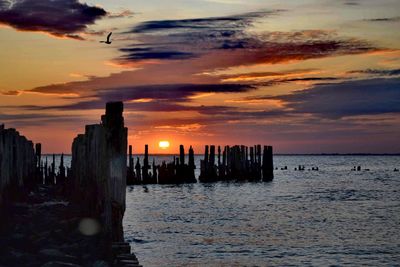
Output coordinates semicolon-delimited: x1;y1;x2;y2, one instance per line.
101;101;124;129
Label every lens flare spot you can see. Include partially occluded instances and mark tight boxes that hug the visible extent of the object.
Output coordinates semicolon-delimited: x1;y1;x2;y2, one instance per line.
78;218;101;236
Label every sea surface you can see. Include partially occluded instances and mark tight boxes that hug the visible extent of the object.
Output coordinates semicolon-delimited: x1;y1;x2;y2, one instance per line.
45;155;400;266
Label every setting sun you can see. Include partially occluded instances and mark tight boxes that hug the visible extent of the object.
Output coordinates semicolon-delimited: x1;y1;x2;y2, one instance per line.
159;140;170;149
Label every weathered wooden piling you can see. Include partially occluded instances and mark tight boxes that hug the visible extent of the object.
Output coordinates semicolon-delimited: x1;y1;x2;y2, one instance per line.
0;124;36;214
70;102;128;250
35;143;42;184
262;146;273;181
142;145;152;183
127;145;135;185
198;144;274;182
154;145;196;184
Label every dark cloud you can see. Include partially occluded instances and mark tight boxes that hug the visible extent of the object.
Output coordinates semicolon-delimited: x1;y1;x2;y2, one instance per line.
118;11;378;63
96;83;255;102
364;16;400;22
343;2;359;6
0;112;84;128
348;68;400;76
118;11;277;61
11;83;255;112
129;11;272;33
264;78;400;118
0;0;107;39
119;48;196;60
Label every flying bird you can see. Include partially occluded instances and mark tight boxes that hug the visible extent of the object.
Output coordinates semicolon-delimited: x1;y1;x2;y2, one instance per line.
100;32;112;44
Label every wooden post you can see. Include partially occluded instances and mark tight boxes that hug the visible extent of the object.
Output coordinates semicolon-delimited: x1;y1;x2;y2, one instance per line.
0;125;36;213
35;143;42;184
70;101;128;247
204;145;209;165
142;145;150;182
127;145;134;185
188;145;196;182
262;146;274;181
51;154;55;185
180;145;185;166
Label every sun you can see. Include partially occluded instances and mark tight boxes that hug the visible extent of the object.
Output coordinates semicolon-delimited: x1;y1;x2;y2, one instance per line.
159;140;170;150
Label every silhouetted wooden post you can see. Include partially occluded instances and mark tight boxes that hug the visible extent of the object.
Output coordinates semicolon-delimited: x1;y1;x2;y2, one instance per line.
44;158;48;184
142;145;150;183
189;146;195;170
250;147;254;165
0;125;36;213
256;145;262;180
180;145;185;166
209;145;215;167
257;145;261;166
51;154;55;184
210;145;217;181
35;143;42;184
188;145;196;182
262;146;274;181
127;145;134;185
204;145;209;165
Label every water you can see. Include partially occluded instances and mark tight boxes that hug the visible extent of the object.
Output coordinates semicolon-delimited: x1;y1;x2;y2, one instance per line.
123;156;400;266
45;155;400;266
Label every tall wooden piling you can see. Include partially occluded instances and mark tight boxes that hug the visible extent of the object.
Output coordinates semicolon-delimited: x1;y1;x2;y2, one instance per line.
70;102;128;247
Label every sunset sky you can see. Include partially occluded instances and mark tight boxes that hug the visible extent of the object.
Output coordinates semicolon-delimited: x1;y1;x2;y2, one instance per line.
0;0;399;153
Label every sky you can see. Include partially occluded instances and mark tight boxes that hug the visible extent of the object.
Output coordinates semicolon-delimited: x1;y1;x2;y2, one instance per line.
0;0;399;154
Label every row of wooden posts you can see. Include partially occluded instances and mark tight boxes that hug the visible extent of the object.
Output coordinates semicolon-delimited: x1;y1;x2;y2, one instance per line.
34;144;275;186
34;147;68;186
1;102;273;262
127;144;274;185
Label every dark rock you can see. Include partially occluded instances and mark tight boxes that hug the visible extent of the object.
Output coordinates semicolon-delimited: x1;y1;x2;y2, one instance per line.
92;261;110;267
39;249;77;262
41;261;81;267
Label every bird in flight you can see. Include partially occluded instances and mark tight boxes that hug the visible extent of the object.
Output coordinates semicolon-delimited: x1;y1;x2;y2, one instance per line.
100;32;112;44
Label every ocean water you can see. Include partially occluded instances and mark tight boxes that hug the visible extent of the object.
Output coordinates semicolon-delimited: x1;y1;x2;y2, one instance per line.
123;155;400;266
44;155;400;266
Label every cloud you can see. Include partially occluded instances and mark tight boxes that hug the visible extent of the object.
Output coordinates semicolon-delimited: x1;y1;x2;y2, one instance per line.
15;83;256;112
1;90;20;96
96;83;255;101
364;17;400;22
348;68;400;76
263;78;400;118
107;9;135;19
343;1;359;6
119;48;196;60
0;112;85;128
0;0;107;39
117;11;378;63
129;11;271;33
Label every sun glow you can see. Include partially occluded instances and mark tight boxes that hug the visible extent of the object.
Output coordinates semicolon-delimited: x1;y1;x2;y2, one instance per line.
159;140;170;149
